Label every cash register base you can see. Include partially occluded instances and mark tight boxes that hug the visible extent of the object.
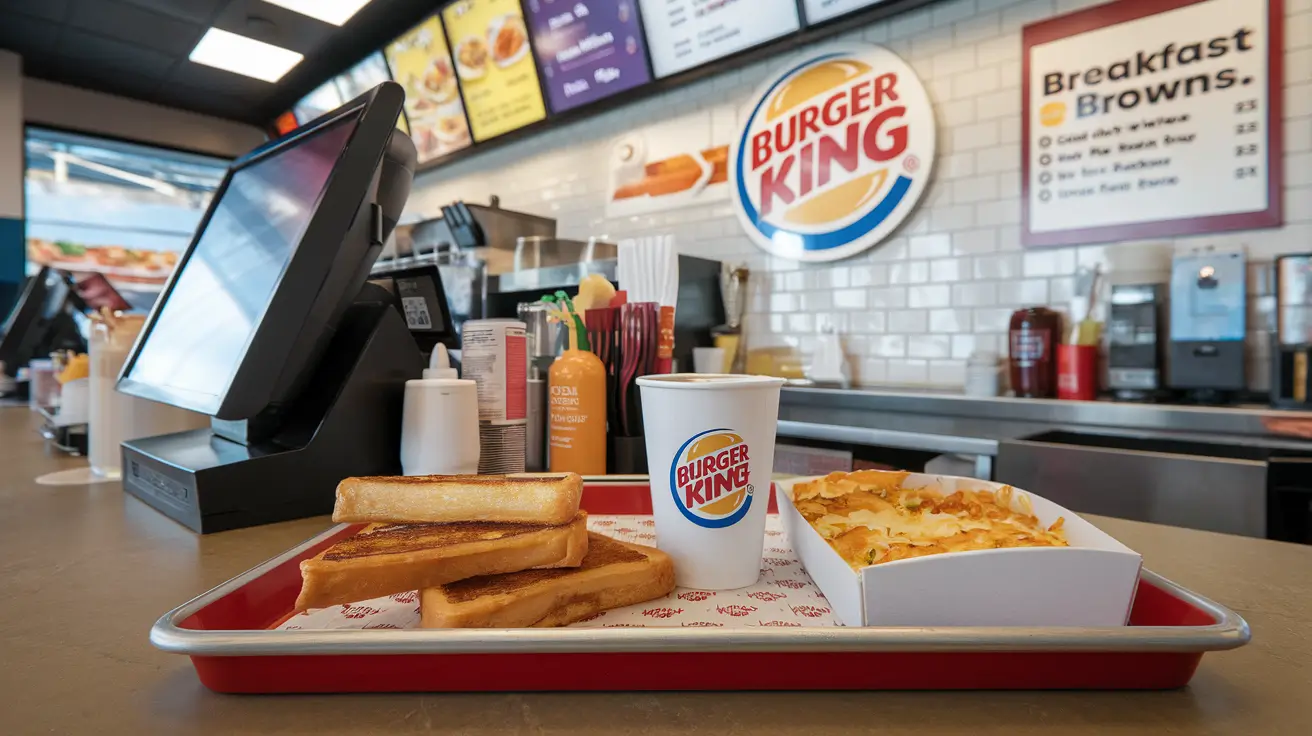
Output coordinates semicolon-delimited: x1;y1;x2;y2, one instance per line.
121;291;423;533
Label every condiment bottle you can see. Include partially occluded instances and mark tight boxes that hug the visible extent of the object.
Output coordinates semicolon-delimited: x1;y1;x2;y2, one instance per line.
548;315;606;475
400;344;480;475
1009;307;1061;398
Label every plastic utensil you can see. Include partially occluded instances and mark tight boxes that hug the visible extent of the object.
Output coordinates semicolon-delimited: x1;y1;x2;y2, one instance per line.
617;304;641;436
618;236;678;372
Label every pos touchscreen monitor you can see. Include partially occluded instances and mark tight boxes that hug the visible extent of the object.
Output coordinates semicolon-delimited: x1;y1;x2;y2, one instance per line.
0;267;85;381
118;83;412;422
118;83;426;533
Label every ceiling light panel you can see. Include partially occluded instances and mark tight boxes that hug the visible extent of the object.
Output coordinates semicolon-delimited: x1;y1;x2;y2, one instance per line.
189;28;305;83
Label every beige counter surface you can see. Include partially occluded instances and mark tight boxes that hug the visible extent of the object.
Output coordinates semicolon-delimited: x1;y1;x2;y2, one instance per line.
1;407;1310;735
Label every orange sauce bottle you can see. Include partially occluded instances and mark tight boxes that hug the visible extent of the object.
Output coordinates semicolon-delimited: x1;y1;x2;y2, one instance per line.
548;348;606;475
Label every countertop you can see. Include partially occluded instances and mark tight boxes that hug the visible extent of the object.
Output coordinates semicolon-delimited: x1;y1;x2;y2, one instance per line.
777;387;1312;456
2;407;1311;735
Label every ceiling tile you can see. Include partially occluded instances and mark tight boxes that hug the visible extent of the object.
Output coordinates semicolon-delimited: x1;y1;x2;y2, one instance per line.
0;13;62;58
69;0;204;57
156;82;257;120
0;0;71;23
170;58;279;100
2;0;438;124
118;0;225;24
56;27;177;76
68;65;166;100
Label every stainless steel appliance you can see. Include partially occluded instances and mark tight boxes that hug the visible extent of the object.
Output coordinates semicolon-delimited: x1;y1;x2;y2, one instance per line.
518;300;559;471
1271;253;1312;409
1107;283;1168;401
376;198;613;338
997;432;1312;544
1168;249;1246;400
374;198;726;372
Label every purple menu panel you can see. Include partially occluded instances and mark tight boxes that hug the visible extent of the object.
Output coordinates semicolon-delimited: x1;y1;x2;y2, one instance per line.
526;0;653;113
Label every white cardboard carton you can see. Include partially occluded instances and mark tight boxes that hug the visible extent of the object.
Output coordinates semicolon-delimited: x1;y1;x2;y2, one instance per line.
776;474;1143;627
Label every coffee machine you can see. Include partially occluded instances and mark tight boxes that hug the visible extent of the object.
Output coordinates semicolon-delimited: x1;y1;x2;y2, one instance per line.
1271;253;1312;408
1167;249;1246;402
1107;283;1169;401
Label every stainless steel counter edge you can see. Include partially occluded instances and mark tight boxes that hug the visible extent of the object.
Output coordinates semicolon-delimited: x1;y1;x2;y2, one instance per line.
150;525;1250;657
780;387;1312;439
776;420;999;456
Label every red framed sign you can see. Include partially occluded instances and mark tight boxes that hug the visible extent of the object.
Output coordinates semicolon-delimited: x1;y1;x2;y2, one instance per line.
1021;0;1283;247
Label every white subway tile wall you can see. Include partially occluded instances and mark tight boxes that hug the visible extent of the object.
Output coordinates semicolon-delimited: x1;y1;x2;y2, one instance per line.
406;0;1312;390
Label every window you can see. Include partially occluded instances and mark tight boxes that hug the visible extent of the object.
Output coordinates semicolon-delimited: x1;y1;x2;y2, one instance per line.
24;129;228;309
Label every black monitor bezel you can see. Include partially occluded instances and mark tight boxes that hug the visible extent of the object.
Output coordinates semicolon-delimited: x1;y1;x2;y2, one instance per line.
0;267;62;375
117;83;406;418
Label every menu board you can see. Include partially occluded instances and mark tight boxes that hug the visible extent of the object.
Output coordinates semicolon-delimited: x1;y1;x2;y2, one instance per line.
442;0;548;141
385;15;472;163
637;0;801;78
335;52;391;100
292;81;343;124
801;0;889;25
1022;0;1281;246
293;54;409;133
525;0;653;113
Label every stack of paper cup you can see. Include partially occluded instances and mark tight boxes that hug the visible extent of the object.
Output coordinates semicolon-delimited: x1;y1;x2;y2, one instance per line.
461;319;528;474
637;374;786;589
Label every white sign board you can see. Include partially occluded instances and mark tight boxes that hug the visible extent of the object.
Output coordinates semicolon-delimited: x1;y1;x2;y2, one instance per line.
802;0;890;26
637;0;801;78
1022;0;1281;247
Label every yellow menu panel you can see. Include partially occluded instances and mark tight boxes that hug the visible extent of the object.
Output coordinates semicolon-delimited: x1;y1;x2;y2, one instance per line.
442;0;547;142
385;15;472;164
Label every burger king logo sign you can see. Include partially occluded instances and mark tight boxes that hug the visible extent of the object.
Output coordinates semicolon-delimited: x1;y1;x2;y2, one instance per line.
731;45;935;262
671;429;754;529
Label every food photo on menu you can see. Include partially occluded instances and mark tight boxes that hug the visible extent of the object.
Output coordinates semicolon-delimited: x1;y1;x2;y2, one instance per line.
443;0;547;141
26;238;179;285
385;15;473;163
525;0;653;113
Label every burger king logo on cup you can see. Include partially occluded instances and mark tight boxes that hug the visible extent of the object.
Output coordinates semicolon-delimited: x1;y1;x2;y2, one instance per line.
670;429;753;529
731;44;935;262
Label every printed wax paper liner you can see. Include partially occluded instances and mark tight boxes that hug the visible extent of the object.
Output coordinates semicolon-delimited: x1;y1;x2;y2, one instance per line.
279;515;840;630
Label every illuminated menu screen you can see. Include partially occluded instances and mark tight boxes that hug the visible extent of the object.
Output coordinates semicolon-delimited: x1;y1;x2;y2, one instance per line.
335;52;391;100
385;15;472;163
525;0;653;113
637;0;800;78
292;81;343;125
801;0;888;25
293;54;390;124
442;0;548;141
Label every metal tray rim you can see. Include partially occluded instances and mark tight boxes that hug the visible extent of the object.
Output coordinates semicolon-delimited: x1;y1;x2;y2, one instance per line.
150;522;1252;657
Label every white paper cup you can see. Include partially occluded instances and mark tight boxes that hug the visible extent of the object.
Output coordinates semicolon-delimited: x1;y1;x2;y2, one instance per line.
637;374;786;589
692;347;725;374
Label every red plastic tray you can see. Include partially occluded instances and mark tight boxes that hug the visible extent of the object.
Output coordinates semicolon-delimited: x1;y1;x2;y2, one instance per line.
152;482;1250;692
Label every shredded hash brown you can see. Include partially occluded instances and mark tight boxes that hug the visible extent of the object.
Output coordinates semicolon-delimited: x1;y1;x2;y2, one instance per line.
790;471;1069;569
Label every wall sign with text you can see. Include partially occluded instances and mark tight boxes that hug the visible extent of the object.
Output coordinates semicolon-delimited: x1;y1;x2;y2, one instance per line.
802;0;890;26
1022;0;1283;247
731;44;936;263
526;0;653;114
638;0;801;79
